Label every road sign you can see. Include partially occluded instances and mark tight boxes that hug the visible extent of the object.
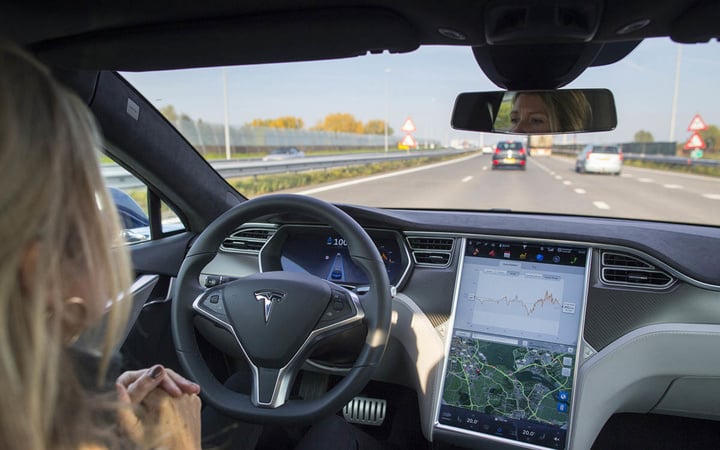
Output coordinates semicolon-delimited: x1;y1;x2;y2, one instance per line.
401;117;416;133
690;149;704;159
684;132;706;150
401;134;417;148
687;114;708;132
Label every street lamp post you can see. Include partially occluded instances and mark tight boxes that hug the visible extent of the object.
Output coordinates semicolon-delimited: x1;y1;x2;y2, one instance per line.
223;68;231;160
384;68;391;153
669;45;682;143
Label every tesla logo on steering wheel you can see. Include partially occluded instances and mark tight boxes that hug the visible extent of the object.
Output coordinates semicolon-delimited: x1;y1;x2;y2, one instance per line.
254;290;286;323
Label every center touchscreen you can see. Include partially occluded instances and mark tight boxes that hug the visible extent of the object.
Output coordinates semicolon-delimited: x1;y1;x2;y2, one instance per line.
436;239;589;450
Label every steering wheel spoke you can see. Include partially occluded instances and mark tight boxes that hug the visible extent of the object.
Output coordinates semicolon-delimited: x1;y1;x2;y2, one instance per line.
250;364;296;408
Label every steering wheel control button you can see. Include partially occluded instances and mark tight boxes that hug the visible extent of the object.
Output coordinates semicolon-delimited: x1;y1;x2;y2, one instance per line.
204;275;221;288
202;292;227;316
332;291;347;310
319;290;355;326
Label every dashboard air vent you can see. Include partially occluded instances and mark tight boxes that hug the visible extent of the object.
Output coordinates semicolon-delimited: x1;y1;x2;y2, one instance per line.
407;236;454;267
602;252;652;269
600;251;674;289
407;237;454;251
221;227;275;254
414;252;451;266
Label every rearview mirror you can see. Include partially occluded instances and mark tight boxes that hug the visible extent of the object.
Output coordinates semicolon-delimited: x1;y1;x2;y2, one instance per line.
451;89;617;134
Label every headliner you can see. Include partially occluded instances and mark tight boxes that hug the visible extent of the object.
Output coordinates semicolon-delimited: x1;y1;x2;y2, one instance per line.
3;1;719;87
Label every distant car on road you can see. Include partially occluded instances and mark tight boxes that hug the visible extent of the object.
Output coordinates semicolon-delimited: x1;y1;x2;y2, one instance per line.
262;146;305;161
576;145;623;175
481;146;494;155
492;141;527;170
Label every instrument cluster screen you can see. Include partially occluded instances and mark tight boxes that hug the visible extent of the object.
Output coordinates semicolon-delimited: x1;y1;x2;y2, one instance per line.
280;230;404;286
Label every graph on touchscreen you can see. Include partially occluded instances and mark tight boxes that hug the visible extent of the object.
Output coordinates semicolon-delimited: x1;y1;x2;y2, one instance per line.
470;270;565;337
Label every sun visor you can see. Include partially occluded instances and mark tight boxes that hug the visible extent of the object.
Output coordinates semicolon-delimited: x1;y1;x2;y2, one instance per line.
670;1;720;43
32;8;419;71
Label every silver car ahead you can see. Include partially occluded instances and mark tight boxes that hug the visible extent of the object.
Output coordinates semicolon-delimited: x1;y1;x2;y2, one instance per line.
262;146;305;161
576;145;623;175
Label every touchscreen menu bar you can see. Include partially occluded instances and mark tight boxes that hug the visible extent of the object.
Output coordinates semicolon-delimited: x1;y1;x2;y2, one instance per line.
466;239;587;267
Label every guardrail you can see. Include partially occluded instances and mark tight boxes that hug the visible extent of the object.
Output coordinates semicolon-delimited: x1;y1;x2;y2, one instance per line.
622;154;720;167
551;148;720;168
103;148;474;189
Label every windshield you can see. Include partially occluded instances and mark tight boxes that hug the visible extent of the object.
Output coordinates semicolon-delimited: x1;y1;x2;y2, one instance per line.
122;38;720;226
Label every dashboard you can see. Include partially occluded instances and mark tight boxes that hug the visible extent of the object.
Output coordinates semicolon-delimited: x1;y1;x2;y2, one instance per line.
200;207;720;450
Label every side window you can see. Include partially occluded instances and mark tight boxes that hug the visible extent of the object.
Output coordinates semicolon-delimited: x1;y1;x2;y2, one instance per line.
102;154;185;244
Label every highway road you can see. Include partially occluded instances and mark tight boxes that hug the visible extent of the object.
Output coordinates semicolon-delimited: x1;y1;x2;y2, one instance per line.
295;154;720;226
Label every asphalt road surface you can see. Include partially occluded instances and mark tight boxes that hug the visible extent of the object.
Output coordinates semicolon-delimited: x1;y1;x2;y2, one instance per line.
296;153;720;226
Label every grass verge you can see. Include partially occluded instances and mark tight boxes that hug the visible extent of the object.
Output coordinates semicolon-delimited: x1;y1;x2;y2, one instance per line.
227;153;471;197
623;159;720;178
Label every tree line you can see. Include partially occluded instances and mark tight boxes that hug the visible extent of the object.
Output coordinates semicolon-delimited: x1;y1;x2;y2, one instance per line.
251;113;393;135
635;126;720;151
160;106;392;136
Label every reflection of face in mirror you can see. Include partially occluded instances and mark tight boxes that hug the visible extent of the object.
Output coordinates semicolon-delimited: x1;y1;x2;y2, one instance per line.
510;93;551;133
504;91;593;134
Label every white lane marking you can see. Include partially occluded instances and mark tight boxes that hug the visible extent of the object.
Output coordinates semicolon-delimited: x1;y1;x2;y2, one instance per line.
461;176;473;183
621;173;633;178
702;194;720;200
663;184;683;189
527;157;555;175
638;177;654;183
593;201;610;210
297;153;481;195
574;188;586;194
555;175;563;180
482;166;488;171
562;180;572;186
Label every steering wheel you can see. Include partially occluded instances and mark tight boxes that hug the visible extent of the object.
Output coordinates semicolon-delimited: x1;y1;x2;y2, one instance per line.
171;194;392;424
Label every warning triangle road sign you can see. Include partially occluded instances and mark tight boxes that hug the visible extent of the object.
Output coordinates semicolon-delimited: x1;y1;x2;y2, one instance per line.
401;134;417;147
684;132;706;150
401;117;416;133
687;114;708;132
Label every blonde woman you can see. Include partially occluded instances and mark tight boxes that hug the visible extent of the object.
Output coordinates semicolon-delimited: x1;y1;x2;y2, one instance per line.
0;42;201;449
510;91;592;133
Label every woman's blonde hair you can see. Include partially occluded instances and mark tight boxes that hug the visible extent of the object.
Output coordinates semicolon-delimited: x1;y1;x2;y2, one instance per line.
0;42;133;448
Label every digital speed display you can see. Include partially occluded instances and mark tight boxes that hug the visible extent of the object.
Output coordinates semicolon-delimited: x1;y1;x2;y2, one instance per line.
280;230;404;286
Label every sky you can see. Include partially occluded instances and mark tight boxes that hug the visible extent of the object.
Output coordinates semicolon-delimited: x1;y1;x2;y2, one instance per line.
122;38;720;146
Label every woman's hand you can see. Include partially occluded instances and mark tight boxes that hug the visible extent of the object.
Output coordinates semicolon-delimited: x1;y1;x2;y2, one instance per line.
116;364;200;399
116;365;202;448
141;389;202;449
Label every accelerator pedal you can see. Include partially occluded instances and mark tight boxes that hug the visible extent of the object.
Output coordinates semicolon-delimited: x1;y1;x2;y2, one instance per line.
343;396;387;426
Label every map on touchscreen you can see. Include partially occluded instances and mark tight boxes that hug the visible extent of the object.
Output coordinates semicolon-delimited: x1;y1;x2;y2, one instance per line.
438;239;588;450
